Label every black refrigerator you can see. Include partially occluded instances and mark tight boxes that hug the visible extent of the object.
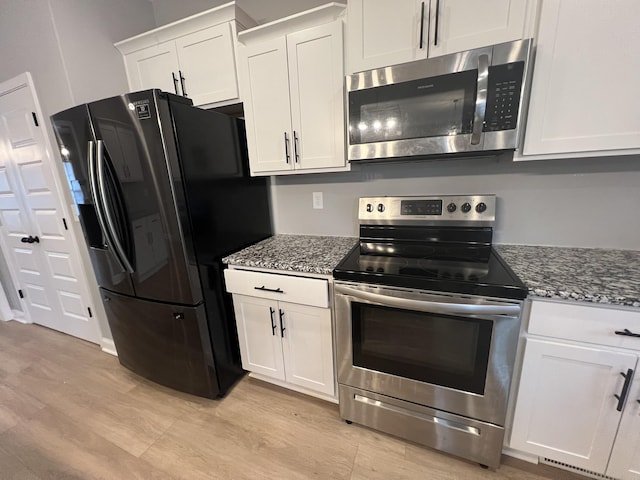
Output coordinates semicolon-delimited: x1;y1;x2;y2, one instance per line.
50;90;272;398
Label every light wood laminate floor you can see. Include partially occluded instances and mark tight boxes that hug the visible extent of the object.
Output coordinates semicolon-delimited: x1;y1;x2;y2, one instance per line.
0;320;586;480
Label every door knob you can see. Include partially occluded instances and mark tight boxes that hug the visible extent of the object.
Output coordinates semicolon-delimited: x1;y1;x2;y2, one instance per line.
20;235;40;244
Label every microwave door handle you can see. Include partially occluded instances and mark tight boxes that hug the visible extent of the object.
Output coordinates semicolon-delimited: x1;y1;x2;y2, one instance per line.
471;54;489;145
335;284;520;317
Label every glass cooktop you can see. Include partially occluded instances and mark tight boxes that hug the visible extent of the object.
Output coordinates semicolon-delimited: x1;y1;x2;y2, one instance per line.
333;245;528;300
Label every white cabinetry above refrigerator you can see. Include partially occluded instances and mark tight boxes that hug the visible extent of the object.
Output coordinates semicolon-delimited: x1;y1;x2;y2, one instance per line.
115;2;255;108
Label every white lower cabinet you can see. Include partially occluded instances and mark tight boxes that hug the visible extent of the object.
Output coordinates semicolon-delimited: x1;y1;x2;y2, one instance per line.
510;300;640;479
224;269;335;398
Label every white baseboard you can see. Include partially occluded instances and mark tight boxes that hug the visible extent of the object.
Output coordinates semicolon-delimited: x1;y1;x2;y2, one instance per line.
11;310;30;324
502;446;539;464
248;372;338;404
100;337;118;356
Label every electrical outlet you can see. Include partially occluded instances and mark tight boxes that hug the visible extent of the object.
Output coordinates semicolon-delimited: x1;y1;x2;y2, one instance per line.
312;191;323;209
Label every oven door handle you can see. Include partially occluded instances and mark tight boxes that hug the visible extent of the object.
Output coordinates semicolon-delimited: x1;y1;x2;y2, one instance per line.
335;284;521;317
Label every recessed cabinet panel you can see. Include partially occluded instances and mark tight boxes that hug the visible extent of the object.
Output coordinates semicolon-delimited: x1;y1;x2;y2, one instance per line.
510;338;638;473
428;0;527;58
287;21;345;171
281;303;334;396
232;294;285;380
607;369;640;480
239;37;293;173
125;42;179;94
348;0;427;73
523;0;640;155
175;23;239;105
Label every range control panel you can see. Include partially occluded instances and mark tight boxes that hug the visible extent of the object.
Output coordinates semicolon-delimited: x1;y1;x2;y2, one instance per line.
359;195;496;224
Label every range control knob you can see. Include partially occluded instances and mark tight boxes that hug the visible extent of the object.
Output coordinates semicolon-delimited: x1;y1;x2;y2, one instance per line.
377;203;385;213
476;202;487;213
446;203;457;213
366;203;374;213
461;202;472;213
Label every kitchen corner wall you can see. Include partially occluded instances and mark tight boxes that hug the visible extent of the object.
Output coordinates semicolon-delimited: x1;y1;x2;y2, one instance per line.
269;154;640;250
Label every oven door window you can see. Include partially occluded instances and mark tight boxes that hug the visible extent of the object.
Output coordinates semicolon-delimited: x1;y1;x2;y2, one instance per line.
352;302;492;395
348;70;477;145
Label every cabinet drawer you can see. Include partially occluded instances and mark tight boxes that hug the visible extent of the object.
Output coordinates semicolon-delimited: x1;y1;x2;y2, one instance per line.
529;300;640;350
224;269;329;308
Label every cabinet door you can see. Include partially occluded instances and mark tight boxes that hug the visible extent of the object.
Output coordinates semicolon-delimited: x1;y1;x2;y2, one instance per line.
347;0;427;73
124;42;179;94
175;23;239;106
607;368;640;480
238;37;293;173
510;338;638;474
280;303;335;396
232;295;285;380
428;0;527;58
523;0;640;155
287;21;345;171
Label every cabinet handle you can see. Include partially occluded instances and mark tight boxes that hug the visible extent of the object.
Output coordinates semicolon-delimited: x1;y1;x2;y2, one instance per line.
615;328;640;338
179;70;187;97
434;0;441;47
172;72;179;95
284;132;291;163
419;2;425;49
254;285;284;294
269;307;277;336
293;130;300;163
614;368;634;412
278;308;286;338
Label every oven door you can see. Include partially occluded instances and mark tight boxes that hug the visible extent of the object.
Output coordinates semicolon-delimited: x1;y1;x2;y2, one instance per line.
334;281;522;426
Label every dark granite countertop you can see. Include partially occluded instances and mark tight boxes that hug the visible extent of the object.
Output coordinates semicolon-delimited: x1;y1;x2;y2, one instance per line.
496;245;640;308
223;235;357;276
224;235;640;308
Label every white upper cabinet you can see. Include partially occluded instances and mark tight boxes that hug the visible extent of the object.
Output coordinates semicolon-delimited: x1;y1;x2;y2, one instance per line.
116;2;255;108
520;0;640;158
347;0;530;73
238;4;348;176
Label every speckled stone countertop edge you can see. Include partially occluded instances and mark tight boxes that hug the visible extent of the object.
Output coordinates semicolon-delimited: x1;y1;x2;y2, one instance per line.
224;236;640;309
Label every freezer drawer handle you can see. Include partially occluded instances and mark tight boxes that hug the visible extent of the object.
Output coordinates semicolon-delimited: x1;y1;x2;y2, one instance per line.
614;369;634;412
254;285;284;294
615;328;640;338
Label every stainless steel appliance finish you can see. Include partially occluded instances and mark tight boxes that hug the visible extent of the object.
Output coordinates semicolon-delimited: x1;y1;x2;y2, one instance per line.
347;39;534;161
335;281;522;427
333;195;525;468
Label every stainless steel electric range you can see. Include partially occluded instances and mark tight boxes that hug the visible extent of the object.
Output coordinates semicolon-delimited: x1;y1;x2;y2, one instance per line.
333;195;527;469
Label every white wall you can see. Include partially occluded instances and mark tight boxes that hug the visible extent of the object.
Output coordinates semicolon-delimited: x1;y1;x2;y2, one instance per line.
49;0;156;107
270;154;640;250
151;0;336;26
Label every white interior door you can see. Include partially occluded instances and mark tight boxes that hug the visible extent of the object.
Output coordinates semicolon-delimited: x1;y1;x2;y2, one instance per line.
0;73;100;343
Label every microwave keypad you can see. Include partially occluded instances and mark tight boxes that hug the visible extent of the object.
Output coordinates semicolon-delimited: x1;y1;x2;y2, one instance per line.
483;62;525;132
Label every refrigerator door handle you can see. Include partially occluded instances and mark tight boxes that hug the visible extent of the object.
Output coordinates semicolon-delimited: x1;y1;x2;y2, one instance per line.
88;140;127;272
95;140;134;273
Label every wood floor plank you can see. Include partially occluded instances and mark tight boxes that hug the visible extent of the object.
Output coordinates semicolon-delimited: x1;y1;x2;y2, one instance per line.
0;320;590;480
0;406;176;480
0;443;42;480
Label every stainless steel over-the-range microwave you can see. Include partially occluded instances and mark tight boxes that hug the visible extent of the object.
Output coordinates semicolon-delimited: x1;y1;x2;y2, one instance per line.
346;39;534;161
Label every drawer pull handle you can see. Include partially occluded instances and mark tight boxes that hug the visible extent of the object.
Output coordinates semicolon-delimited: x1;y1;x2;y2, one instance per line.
615;328;640;338
269;307;277;336
614;369;634;412
278;308;286;338
254;286;284;294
